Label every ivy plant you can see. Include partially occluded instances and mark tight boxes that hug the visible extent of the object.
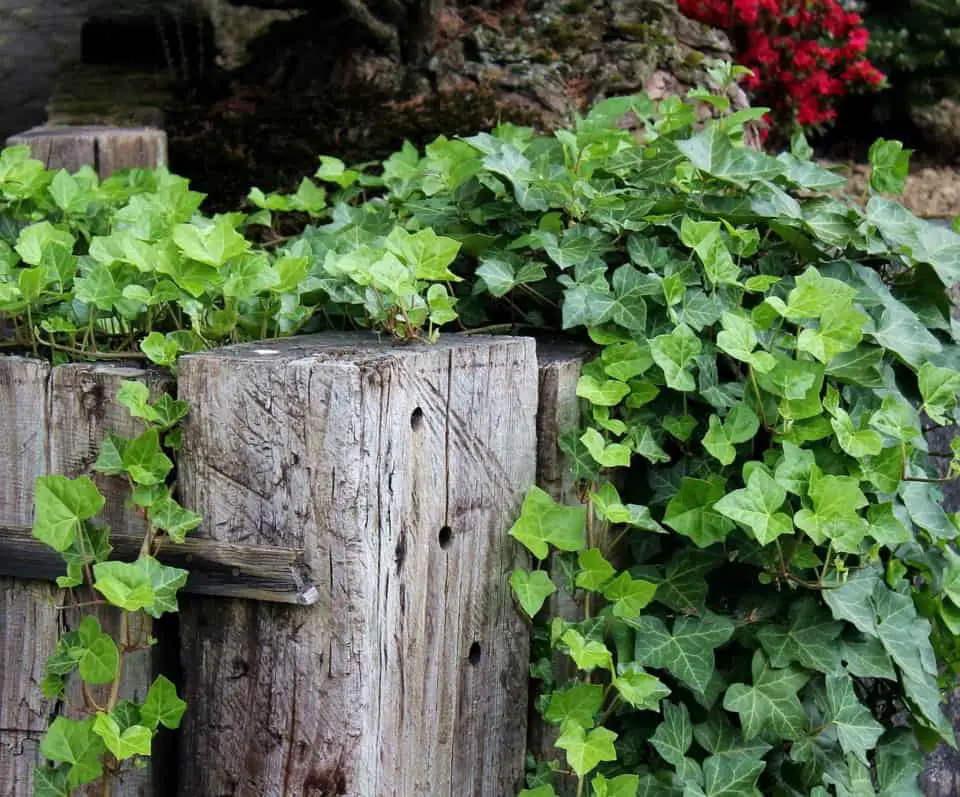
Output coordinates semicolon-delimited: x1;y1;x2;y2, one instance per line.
5;79;960;797
32;383;195;793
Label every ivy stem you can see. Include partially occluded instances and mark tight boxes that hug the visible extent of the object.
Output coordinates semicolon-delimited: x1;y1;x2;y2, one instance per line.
748;366;768;429
584;502;595;622
819;542;834;585
107;611;128;712
576;777;585;797
35;333;148;361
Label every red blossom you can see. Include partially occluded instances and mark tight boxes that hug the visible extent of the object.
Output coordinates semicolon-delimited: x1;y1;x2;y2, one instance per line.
677;0;885;137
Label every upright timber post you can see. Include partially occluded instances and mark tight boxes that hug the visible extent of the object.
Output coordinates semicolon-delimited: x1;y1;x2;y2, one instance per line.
529;345;591;794
0;357;54;791
176;333;538;795
5;126;167;178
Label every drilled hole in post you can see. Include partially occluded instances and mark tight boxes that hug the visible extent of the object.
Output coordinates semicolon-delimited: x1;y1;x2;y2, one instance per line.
438;525;453;549
410;407;424;429
468;642;482;666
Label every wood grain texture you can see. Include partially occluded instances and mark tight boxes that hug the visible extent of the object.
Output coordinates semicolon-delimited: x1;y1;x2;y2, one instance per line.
176;333;537;796
5;126;167;177
48;364;172;797
922;424;960;797
0;357;54;795
529;345;591;791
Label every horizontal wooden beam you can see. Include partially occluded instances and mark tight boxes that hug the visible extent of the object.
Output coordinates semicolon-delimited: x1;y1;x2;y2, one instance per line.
0;526;318;606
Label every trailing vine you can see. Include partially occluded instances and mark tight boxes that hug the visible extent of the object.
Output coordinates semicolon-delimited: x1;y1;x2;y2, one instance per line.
32;385;195;793
3;58;960;796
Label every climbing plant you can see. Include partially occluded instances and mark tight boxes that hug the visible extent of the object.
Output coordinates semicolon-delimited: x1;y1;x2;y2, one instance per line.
3;62;960;795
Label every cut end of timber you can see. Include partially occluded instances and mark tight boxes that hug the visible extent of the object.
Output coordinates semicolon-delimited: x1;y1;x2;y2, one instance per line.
180;331;538;366
5;125;168;177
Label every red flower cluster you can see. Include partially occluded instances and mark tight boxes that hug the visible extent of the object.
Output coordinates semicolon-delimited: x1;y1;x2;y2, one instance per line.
678;0;885;140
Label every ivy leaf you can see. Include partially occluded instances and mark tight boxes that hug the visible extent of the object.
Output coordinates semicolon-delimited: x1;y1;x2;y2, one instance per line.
510;569;556;618
794;466;868;548
702;405;759;466
824;569;951;739
663;415;698;442
664;477;736;548
716;312;775;373
32;766;70;797
714;468;792;547
868;139;911;195
508;486;587;559
611;264;651;332
840;632;896;681
676;123;784;187
561;629;614;673
173;217;250;267
592;773;642;797
135;556;189;617
115;380;159;422
797;301;867;364
577;374;630;406
826;673;884;764
900;482;957;540
385;226;462;281
918;362;960;424
722;650;809;741
39;717;106;786
33;476;105;553
122;428;174;486
651;324;702;392
757;597;843;674
868;395;922;445
575;548;616;591
629;613;735;694
556;724;618;778
679;217;739;286
684;755;765;797
518;788;557;797
140;675;187;730
774;442;815;496
76;616;120;685
602;572;658;618
650;700;692;767
92;713;152;760
830;407;883;458
140;332;179;368
613;664;671;710
654;549;716;612
545;682;604;729
694;711;772;760
602;340;654;381
581;427;633;468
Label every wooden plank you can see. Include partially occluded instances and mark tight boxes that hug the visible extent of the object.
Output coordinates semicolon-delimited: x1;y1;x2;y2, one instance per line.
530;344;591;793
0;356;54;794
48;363;174;797
176;333;537;796
5;126;167;178
0;526;316;604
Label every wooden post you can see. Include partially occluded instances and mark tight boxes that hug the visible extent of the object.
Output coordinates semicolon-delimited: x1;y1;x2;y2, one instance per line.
48;363;173;797
175;333;537;796
529;345;591;793
5;126;167;178
0;357;54;792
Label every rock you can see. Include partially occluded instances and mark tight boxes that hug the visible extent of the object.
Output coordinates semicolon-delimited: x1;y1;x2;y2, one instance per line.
912;98;960;162
428;0;761;146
